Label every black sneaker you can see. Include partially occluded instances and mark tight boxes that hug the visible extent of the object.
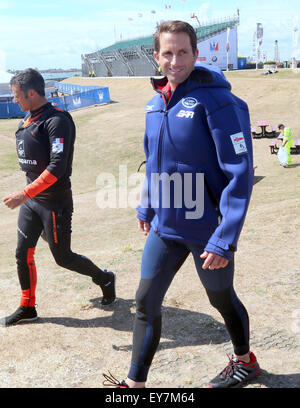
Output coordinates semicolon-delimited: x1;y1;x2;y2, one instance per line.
0;306;38;327
209;351;260;388
102;372;129;388
100;270;116;306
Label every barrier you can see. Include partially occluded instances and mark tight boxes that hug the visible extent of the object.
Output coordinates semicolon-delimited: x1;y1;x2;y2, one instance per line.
0;101;24;119
0;82;110;119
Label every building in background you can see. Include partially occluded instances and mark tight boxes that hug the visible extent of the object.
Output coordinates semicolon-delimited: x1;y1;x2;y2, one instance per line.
81;13;240;77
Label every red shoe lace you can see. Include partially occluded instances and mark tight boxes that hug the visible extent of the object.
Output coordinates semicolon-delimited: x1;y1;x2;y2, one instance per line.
102;371;127;387
220;355;241;378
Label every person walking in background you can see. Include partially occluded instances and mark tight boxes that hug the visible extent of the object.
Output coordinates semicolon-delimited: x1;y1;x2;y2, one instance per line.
278;124;293;167
1;68;116;327
103;20;260;389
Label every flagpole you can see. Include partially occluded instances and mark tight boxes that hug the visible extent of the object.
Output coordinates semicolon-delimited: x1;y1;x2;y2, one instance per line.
256;38;258;70
227;51;229;71
226;27;230;71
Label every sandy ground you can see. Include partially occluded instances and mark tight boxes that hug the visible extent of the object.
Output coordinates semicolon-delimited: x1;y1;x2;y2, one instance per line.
0;69;299;388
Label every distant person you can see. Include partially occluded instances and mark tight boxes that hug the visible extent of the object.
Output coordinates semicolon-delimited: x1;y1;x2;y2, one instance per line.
278;123;293;167
0;68;116;327
103;20;260;389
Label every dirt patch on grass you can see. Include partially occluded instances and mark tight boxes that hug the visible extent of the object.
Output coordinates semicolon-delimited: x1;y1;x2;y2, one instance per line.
0;69;299;388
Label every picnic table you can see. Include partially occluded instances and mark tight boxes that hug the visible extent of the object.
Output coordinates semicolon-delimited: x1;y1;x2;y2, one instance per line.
269;137;300;154
257;120;269;137
252;120;276;138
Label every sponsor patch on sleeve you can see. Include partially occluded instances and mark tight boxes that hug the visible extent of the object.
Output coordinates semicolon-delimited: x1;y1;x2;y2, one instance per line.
230;132;247;155
52;138;64;154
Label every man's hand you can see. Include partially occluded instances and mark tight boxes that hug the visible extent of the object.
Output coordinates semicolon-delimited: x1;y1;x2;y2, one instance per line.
200;251;229;270
138;219;151;236
2;191;27;210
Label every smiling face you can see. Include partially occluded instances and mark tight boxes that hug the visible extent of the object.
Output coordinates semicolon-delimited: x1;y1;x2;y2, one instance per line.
154;31;198;90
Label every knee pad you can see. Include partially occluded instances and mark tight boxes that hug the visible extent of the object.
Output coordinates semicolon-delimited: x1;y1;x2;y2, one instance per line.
206;287;234;313
135;279;152;313
135;278;162;318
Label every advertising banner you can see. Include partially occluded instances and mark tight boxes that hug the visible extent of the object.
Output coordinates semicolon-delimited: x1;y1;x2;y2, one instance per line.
196;27;238;70
0;83;110;119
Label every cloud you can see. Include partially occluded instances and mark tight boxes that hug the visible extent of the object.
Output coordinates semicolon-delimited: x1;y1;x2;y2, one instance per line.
1;2;300;69
0;15;114;68
0;0;13;10
197;2;212;23
0;49;7;71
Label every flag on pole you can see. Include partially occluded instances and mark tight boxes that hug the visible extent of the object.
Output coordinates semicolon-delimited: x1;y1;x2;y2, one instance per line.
165;4;171;8
226;27;230;52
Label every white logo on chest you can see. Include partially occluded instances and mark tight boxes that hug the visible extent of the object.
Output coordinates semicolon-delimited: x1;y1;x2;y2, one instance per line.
176;110;195;119
182;97;198;108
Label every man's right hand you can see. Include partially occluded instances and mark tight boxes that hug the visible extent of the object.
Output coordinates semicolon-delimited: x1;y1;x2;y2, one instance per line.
138;219;151;235
2;191;27;210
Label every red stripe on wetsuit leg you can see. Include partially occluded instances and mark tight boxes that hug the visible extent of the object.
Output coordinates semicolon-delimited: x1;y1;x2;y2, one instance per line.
52;212;58;244
20;248;37;307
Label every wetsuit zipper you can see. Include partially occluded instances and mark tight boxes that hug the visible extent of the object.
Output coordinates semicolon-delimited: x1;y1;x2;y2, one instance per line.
157;110;168;174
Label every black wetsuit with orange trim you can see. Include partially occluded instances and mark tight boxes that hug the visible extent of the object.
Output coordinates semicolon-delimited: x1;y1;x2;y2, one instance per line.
15;102;108;307
17;102;73;206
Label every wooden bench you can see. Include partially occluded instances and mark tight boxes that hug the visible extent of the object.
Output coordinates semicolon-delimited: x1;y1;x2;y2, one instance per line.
269;138;278;154
251;127;257;136
252;127;262;138
265;125;277;138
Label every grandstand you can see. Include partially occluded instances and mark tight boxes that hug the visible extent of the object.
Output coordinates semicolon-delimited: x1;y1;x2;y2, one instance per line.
81;14;240;77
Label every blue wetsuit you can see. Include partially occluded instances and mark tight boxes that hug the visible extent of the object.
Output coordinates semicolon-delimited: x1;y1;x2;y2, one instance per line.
128;65;253;382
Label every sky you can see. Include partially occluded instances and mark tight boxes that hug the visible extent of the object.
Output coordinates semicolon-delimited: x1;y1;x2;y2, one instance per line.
0;0;299;70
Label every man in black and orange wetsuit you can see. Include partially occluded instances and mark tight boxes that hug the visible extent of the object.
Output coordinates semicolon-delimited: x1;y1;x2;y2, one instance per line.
1;68;116;326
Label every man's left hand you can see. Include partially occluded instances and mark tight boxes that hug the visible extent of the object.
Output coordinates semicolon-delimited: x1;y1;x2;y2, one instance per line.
200;251;229;270
2;191;27;210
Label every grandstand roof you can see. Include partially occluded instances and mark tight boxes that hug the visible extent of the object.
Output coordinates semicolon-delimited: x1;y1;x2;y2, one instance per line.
100;18;239;52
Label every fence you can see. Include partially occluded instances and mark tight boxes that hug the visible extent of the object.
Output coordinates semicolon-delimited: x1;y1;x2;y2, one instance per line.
0;82;110;119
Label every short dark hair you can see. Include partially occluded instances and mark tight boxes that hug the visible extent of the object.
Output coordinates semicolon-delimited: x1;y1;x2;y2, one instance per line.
10;68;45;97
278;124;284;129
154;20;198;55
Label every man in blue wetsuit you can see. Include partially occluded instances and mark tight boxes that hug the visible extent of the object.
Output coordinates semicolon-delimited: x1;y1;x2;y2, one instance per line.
103;21;260;389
